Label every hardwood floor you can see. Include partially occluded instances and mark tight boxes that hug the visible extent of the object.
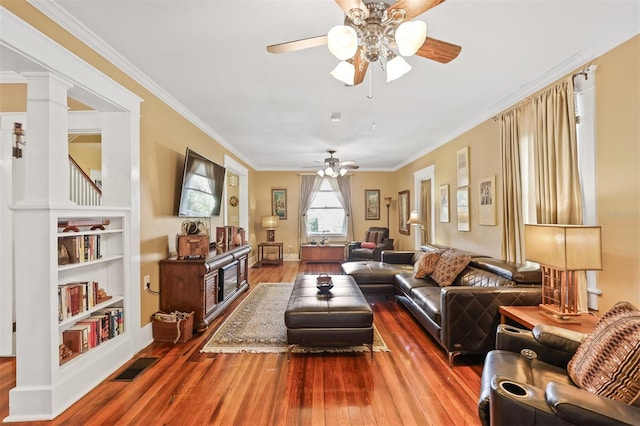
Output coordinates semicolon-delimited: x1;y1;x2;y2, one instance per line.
0;261;485;425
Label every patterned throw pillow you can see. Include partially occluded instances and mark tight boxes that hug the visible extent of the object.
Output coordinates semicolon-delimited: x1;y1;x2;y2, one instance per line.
414;251;443;279
365;230;384;244
429;249;471;287
567;301;640;406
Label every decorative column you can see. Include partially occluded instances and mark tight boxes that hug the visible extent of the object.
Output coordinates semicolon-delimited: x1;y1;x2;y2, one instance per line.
10;72;72;418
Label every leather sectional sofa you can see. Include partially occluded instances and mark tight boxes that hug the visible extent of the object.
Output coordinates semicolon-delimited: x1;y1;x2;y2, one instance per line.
341;244;542;364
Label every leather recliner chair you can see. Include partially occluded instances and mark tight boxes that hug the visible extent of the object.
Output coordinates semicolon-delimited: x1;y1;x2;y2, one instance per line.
478;323;639;426
347;226;394;261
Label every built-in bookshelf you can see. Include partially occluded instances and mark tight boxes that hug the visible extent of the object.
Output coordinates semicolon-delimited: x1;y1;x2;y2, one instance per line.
56;215;127;366
5;12;141;421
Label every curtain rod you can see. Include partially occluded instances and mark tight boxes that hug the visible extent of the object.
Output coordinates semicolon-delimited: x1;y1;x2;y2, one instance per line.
492;63;594;121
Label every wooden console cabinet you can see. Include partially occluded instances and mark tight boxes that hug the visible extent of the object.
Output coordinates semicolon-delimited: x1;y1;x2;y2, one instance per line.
300;244;345;263
159;244;250;331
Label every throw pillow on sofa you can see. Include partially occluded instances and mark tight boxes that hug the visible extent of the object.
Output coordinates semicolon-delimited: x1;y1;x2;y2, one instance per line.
360;241;377;249
567;301;640;406
429;249;471;287
414;251;443;278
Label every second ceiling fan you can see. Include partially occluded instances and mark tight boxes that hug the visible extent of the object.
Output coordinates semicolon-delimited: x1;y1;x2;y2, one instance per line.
267;0;462;85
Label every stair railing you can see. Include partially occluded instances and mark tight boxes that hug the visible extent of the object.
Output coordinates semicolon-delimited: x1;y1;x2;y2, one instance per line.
69;155;102;206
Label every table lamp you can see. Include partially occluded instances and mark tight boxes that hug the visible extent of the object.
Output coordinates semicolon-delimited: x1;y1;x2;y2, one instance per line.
261;215;279;242
524;224;602;320
407;211;422;226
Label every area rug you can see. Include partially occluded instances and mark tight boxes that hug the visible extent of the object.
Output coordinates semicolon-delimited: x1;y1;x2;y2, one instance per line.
201;282;389;354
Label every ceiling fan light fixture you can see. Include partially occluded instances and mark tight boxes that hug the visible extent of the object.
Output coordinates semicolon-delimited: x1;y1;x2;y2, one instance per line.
330;61;355;85
386;55;412;82
316;169;325;177
395;20;427;57
339;167;348;176
327;25;358;60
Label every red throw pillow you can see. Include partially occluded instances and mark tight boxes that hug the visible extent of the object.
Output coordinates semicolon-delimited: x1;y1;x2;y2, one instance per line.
361;242;377;249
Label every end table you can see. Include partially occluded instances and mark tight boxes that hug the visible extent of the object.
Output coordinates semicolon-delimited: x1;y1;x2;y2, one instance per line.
499;305;598;335
258;242;283;266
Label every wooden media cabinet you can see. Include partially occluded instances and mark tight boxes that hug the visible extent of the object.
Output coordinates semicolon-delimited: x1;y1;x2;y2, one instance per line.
159;244;250;331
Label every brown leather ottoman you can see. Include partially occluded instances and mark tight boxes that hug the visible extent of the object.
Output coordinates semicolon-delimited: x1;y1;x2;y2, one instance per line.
284;275;374;358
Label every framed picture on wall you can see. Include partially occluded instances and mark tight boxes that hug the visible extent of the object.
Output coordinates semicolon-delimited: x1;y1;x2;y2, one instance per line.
479;176;496;226
457;187;470;231
439;184;450;223
272;188;287;220
398;190;410;235
365;189;380;220
457;146;469;188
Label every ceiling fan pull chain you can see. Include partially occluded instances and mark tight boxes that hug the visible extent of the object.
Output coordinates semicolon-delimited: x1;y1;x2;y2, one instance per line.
367;67;374;99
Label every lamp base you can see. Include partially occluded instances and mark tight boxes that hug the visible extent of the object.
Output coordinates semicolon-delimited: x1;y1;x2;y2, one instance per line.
539;304;582;324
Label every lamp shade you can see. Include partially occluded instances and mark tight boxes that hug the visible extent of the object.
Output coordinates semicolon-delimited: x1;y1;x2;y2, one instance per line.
384;197;392;207
330;61;355;85
386;56;412;82
395;20;427;56
261;215;279;229
524;224;602;271
407;210;422;225
327;25;358;60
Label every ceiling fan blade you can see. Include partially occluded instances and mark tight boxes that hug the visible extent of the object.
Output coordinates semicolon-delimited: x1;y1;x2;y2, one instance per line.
352;47;369;86
388;0;446;21
341;164;360;169
415;36;461;63
335;0;369;19
340;160;357;166
266;35;327;54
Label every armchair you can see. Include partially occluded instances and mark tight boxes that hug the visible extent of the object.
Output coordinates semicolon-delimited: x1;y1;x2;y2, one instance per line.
478;301;640;426
347;227;394;261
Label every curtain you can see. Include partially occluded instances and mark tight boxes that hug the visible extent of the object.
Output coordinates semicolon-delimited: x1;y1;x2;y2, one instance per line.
500;77;586;310
298;175;322;249
499;108;525;263
531;77;586;310
532;78;583;225
420;179;431;244
328;175;354;242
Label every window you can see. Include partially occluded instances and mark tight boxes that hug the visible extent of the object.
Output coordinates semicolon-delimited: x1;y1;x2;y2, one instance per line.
306;179;346;237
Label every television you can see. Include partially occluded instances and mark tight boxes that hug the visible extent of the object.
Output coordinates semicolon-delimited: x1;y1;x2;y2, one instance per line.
177;148;226;217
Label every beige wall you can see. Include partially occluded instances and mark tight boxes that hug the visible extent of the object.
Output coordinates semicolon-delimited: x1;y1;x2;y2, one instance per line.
252;171;397;254
592;35;640;311
393;119;503;256
4;0;638;317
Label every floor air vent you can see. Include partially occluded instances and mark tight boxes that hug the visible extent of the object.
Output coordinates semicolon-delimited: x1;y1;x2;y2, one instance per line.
112;357;158;381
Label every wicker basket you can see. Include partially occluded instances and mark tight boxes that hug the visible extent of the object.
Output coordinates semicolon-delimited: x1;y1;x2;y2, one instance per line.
152;311;194;344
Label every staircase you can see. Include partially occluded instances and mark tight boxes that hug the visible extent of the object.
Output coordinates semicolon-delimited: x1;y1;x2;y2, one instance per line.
69;155;101;206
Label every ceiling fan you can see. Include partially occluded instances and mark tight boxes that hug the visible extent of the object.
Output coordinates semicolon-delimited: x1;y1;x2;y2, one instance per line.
266;0;462;85
308;150;360;177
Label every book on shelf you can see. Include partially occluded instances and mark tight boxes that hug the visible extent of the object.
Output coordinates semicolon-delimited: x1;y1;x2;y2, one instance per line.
58;235;102;265
58;281;100;322
62;324;90;354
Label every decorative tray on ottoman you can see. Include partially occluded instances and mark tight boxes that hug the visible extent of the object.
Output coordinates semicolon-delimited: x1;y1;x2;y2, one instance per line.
316;273;334;293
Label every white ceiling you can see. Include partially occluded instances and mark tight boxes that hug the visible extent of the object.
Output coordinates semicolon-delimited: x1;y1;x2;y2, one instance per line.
19;1;640;171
